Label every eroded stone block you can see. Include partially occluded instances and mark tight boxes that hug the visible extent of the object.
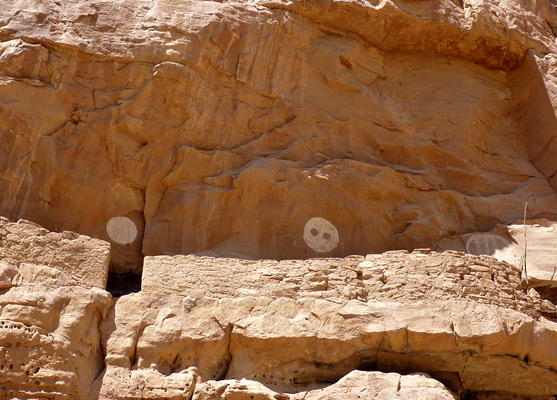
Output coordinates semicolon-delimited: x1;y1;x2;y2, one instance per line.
0;217;110;289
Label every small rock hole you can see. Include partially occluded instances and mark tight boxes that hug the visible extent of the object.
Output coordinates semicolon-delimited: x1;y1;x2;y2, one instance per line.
106;270;142;297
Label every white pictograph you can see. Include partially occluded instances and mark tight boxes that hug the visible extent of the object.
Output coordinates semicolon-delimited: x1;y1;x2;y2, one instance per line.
106;216;138;245
303;217;339;252
465;233;511;256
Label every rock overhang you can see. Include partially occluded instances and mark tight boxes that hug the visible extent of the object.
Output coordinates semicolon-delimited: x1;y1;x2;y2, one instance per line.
1;1;557;268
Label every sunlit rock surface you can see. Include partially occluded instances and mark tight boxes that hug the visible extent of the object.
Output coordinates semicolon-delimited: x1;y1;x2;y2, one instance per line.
439;218;557;287
2;0;557;270
0;218;111;399
0;218;555;398
98;251;557;399
2;0;557;398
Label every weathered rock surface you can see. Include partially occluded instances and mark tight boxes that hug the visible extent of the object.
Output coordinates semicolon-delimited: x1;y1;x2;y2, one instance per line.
99;251;557;399
2;0;557;270
0;216;110;289
0;219;112;399
193;371;458;400
0;218;555;399
439;218;557;287
2;0;557;398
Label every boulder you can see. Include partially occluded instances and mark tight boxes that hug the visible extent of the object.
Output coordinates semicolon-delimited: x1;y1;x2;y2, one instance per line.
0;218;112;399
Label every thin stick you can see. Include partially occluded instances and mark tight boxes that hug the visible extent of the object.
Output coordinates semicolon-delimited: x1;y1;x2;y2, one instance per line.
523;195;530;292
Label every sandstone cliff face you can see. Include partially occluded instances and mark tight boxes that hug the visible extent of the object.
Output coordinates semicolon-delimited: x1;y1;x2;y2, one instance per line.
2;0;557;269
0;218;112;399
101;250;556;399
0;219;556;399
2;1;557;399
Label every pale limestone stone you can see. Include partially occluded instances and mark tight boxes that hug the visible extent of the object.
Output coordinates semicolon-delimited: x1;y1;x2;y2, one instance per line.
141;251;554;317
0;218;113;399
0;277;111;399
0;261;18;289
0;218;555;398
193;371;458;400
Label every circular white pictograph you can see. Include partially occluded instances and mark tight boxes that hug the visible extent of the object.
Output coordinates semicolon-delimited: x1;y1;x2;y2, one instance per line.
303;217;339;253
106;216;138;245
465;233;510;256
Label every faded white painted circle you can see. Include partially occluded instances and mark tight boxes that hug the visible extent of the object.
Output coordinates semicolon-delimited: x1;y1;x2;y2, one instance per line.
303;217;339;253
465;233;510;256
106;217;137;245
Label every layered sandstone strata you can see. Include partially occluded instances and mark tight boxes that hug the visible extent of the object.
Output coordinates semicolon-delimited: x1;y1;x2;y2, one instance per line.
0;217;110;289
0;218;555;399
2;0;557;270
0;218;112;399
99;251;557;399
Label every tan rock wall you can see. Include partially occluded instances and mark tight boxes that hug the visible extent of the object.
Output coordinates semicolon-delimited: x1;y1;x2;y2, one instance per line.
0;217;555;398
438;218;557;288
509;51;557;190
142;250;553;317
0;219;112;399
1;1;557;270
0;285;111;400
101;251;557;398
0;217;109;289
1;0;557;398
